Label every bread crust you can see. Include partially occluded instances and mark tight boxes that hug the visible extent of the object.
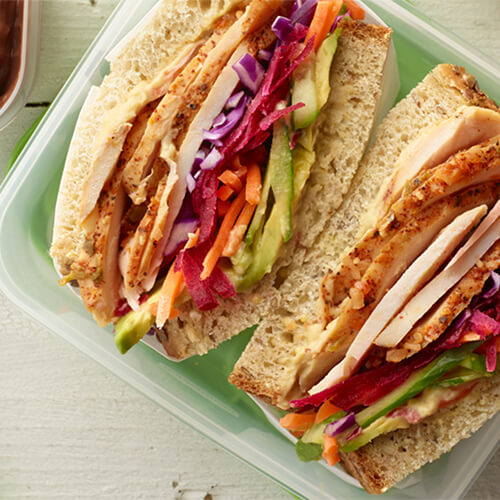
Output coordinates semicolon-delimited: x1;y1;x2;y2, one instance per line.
339;375;500;494
432;64;498;111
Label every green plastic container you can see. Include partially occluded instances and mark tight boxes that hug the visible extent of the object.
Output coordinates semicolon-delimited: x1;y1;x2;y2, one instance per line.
0;1;499;498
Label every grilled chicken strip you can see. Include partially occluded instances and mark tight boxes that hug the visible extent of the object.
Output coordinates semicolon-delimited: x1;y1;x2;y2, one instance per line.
120;25;276;298
321;135;500;320
79;43;200;222
365;106;500;228
74;101;160;324
384;240;500;362
322;182;500;324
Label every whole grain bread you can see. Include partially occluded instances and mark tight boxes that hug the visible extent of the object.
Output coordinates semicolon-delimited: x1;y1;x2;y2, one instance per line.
340;375;500;494
229;64;499;409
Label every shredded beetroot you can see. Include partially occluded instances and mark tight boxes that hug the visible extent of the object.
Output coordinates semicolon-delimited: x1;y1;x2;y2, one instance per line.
258;102;305;131
220;26;313;162
175;241;236;311
290;347;438;409
485;337;498;372
192;169;220;245
115;299;132;318
176;245;218;310
469;310;500;338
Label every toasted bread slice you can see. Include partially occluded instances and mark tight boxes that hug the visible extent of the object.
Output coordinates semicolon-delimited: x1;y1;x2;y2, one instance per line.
229;64;499;409
340;374;500;494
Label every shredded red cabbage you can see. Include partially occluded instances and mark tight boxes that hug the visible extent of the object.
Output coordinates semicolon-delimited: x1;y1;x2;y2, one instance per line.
225;90;246;110
272;16;294;41
186;173;196;193
163;219;199;260
203;95;249;141
484;270;500;298
258;48;273;62
200;148;222;171
232;53;265;95
324;412;356;437
290;0;317;25
331;11;351;32
175;241;236;310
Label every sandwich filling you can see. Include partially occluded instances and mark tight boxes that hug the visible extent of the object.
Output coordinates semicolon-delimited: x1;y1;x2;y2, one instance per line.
281;268;500;465
62;0;368;353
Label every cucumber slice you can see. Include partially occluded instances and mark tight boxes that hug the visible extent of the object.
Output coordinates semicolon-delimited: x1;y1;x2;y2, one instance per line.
292;56;318;130
355;342;481;428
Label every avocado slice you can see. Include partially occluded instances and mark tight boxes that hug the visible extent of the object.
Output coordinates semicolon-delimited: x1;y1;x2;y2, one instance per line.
234;120;293;289
301;411;346;445
114;289;160;354
339;414;408;453
315;28;342;109
292;125;316;207
244;118;293;246
291;28;341;130
295;439;323;462
236;197;285;290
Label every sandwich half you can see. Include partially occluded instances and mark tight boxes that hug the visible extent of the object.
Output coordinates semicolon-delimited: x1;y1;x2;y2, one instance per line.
230;63;499;407
234;65;500;493
50;0;394;359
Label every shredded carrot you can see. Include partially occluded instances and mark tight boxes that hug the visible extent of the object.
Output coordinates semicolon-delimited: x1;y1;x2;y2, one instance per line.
217;200;231;217
219;170;244;192
218;184;234;201
222;202;257;257
156;230;199;327
343;0;365;20
232;155;244;170
306;0;343;51
322;434;340;466
234;165;248;180
201;190;246;280
156;264;184;327
245;163;262;205
232;156;248;180
280;412;316;433
315;400;343;424
496;336;500;352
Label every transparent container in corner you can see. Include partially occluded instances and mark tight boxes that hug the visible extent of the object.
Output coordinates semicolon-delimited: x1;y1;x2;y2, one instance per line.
0;0;42;131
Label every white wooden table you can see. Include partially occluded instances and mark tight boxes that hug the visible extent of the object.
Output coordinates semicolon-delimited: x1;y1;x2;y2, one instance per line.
0;1;499;498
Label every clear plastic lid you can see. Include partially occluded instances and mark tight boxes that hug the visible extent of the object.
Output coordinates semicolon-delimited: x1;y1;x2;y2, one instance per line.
0;0;42;131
